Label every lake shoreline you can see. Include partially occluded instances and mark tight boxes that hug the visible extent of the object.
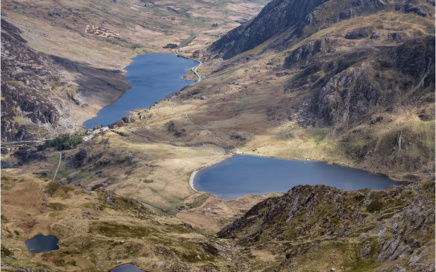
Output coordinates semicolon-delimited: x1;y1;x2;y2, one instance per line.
232;150;409;183
189;170;199;192
192;154;404;199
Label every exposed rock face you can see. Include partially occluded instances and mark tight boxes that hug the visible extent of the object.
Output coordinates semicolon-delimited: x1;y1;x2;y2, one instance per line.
302;35;434;128
208;0;329;59
218;183;435;271
1;19;74;141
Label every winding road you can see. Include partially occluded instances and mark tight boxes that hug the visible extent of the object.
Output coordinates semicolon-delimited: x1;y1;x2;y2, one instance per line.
173;32;203;82
191;61;202;82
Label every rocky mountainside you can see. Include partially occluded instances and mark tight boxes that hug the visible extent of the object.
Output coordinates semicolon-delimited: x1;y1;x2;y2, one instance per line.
208;0;435;131
1;0;434;270
163;0;434;178
218;183;435;271
1;19;73;141
1;19;129;142
209;0;435;59
292;35;434;129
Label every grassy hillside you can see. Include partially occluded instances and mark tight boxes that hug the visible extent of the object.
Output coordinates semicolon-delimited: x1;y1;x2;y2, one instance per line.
1;171;251;271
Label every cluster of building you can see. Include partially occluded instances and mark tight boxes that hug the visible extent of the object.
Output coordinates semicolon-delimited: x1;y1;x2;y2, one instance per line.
83;127;109;141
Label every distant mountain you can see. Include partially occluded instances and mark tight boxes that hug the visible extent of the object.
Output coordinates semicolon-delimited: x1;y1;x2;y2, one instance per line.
209;0;435;59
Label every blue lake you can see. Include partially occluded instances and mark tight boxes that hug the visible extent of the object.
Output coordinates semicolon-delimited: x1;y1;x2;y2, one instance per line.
84;53;198;129
194;155;402;199
25;234;59;253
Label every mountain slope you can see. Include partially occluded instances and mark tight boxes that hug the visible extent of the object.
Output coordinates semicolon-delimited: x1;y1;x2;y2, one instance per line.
1;19;129;141
218;183;435;271
1;1;435;270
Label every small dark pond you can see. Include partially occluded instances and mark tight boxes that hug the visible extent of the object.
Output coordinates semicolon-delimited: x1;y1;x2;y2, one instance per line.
84;53;198;129
110;264;146;272
194;155;402;199
25;234;59;253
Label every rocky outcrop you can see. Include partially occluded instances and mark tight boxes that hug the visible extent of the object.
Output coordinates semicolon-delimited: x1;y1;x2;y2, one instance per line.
218;183;435;271
373;195;435;271
283;38;331;68
345;26;373;39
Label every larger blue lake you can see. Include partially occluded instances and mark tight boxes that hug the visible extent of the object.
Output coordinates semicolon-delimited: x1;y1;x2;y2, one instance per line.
84;53;198;128
194;155;401;199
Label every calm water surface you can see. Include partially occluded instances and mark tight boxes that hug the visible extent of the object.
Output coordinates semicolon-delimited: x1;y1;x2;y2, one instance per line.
84;53;198;128
110;264;146;272
194;155;401;199
25;234;59;253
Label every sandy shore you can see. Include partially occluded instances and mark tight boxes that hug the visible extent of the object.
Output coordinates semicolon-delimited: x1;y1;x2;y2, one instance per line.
189;170;199;192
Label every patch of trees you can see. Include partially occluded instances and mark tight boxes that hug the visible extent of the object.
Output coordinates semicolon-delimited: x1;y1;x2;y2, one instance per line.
38;135;84;151
163;43;178;49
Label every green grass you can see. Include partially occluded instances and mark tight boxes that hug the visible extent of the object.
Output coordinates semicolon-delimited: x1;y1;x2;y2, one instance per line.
134;47;154;54
187;194;209;209
151;7;167;17
183;16;212;28
311;130;328;145
90;221;154;238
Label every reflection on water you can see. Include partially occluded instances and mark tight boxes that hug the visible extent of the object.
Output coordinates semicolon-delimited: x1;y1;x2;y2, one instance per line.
194;155;401;199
